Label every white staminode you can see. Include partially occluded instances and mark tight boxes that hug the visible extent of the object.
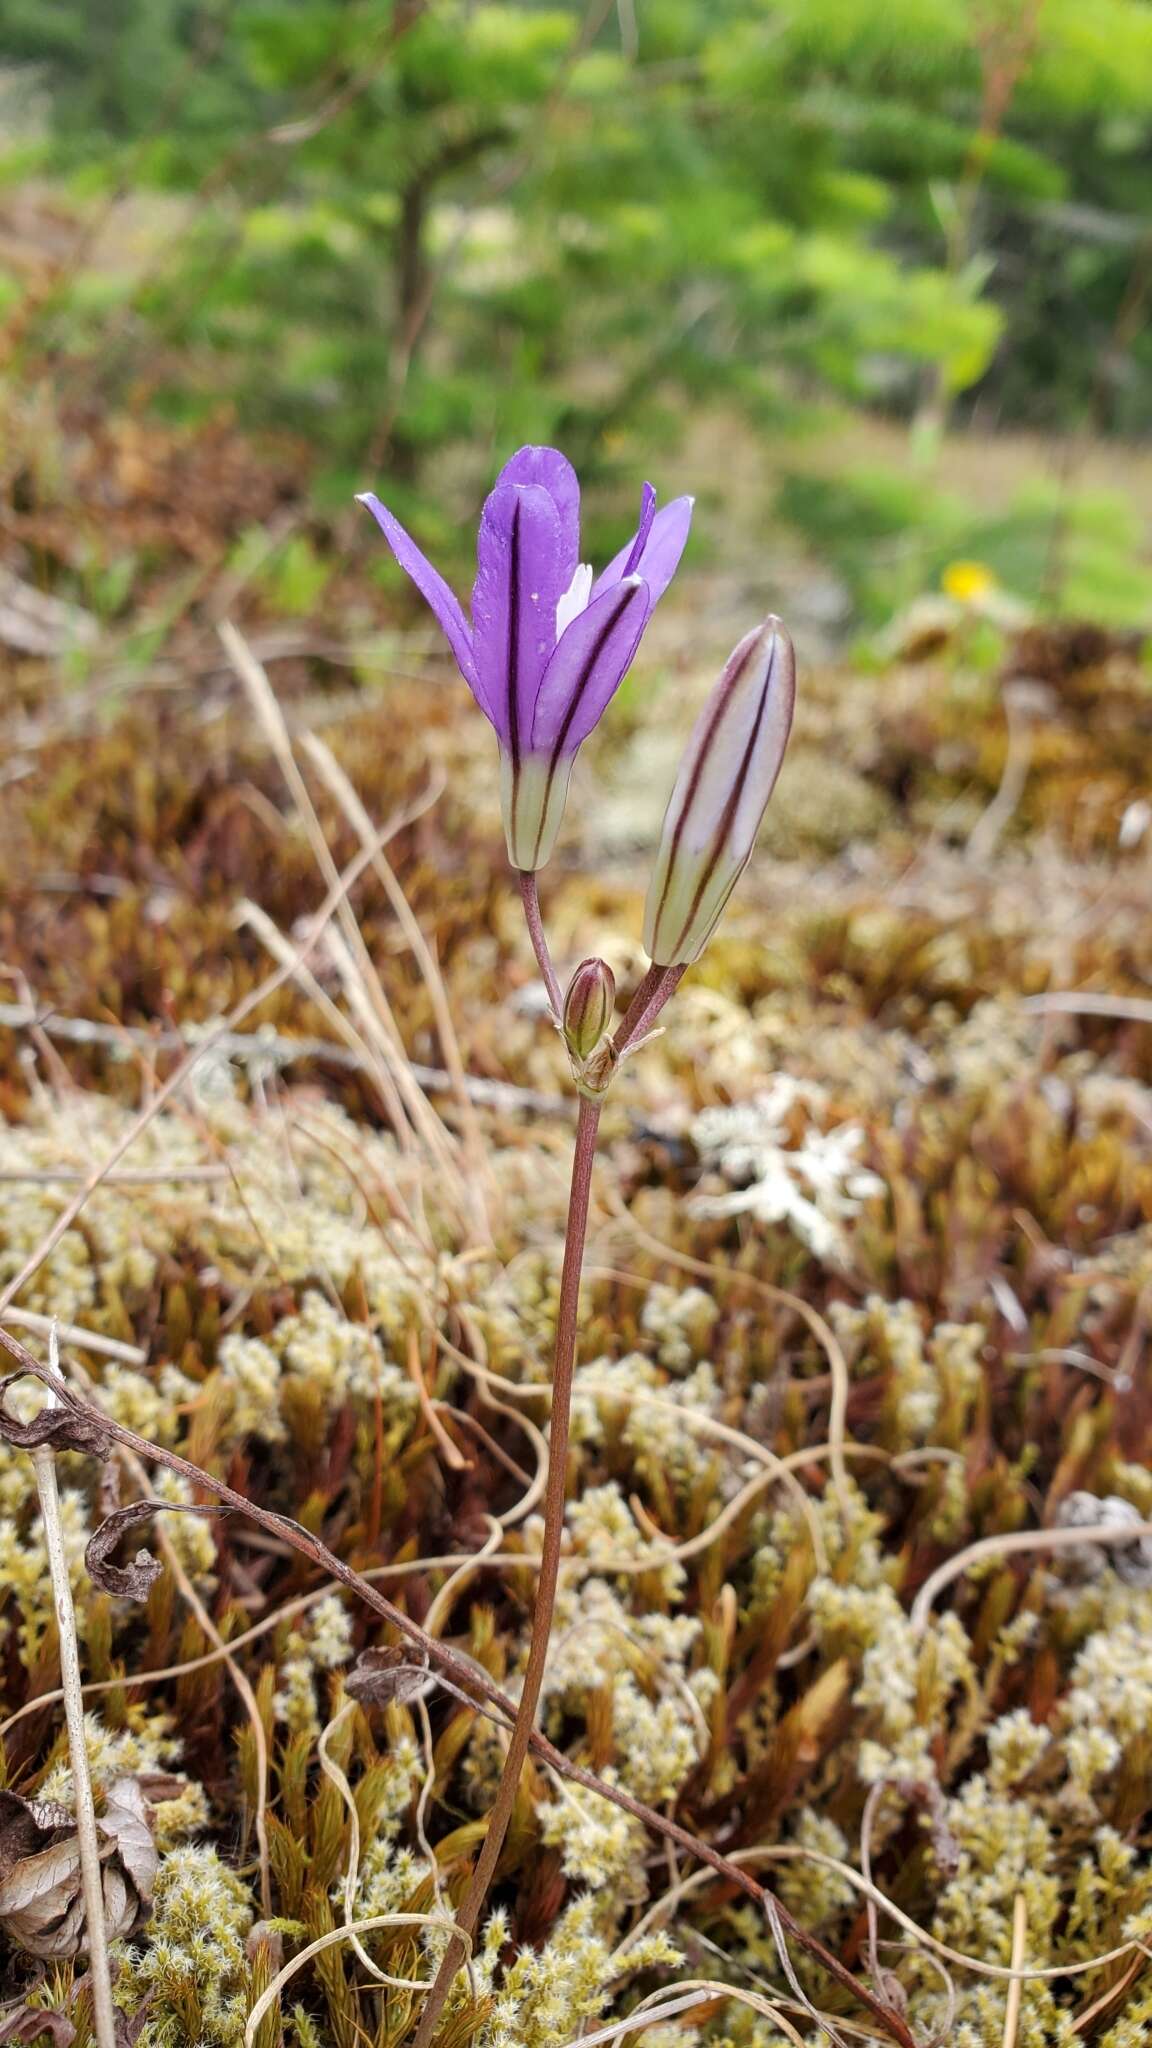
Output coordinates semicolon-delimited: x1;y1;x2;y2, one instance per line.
555;562;593;638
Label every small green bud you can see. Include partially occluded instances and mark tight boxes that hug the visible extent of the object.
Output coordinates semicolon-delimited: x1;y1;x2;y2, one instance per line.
563;957;616;1061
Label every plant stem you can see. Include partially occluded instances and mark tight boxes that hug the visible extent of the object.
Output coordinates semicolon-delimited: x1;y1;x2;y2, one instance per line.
409;1093;602;2048
32;1380;118;2048
615;962;685;1052
517;871;563;1019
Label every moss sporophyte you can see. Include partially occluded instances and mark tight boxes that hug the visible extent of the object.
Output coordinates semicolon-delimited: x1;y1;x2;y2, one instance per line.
361;445;799;2048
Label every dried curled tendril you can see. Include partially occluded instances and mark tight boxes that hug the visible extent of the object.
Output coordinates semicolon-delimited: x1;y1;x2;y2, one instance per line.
0;1365;230;1600
0;1368;114;1457
84;1497;233;1600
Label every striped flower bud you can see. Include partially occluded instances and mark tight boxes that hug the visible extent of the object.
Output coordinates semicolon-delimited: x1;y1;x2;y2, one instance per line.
562;957;616;1061
643;618;795;968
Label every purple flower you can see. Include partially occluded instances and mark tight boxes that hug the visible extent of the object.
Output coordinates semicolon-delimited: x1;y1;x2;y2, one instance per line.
358;447;693;869
643;617;796;967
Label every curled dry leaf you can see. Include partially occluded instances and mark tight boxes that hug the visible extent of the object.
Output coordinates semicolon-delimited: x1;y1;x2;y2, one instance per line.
0;1373;113;1459
246;1920;285;1968
345;1644;432;1706
0;2005;76;2046
1056;1490;1152;1588
85;1497;231;1599
112;2003;152;2048
0;1779;158;1961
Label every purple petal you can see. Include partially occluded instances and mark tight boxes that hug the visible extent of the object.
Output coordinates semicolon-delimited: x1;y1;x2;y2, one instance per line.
594;494;694;606
531;575;650;756
493;447;580;587
356;492;479;697
472;481;569;757
623;483;657;575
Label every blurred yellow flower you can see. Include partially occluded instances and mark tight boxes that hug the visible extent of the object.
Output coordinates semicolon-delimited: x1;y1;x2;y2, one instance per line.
942;559;998;604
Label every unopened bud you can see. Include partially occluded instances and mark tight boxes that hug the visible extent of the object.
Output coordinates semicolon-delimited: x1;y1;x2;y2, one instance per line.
563;958;616;1061
643;618;795;967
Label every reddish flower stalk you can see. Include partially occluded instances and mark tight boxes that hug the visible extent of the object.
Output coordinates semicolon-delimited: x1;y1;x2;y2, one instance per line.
409;1091;603;2048
517;870;563;1018
413;612;799;2045
410;969;701;2047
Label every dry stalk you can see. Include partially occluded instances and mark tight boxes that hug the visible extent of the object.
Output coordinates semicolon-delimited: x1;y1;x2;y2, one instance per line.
299;728;493;1215
30;1348;118;2048
0;825;406;1319
1002;1894;1028;2048
219;619;469;1207
0;1000;564;1116
242;1911;458;2048
909;1519;1152;1635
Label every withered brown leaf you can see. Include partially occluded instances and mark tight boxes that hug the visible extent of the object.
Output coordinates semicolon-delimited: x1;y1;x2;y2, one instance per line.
85;1497;230;1600
0;1779;158;1961
0;1374;113;1459
0;2006;77;2046
345;1644;432;1706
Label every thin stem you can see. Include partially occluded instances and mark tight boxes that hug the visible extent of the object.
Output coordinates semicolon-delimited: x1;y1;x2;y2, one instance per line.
615;962;686;1053
32;1377;118;2048
409;1093;602;2048
517;870;564;1019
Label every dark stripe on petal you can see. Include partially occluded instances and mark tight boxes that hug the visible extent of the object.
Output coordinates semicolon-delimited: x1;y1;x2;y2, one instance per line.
549;585;638;762
663;664;772;959
652;633;760;943
507;497;521;771
529;584;645;867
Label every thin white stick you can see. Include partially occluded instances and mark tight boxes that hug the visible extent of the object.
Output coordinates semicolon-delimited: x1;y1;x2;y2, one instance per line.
32;1341;117;2048
2;1307;147;1363
1022;991;1152;1024
556;1990;711;2048
1002;1893;1027;2048
316;1700;391;1987
909;1516;1152;1635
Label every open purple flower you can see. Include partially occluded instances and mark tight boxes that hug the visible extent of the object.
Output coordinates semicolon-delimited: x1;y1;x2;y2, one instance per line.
358;447;693;869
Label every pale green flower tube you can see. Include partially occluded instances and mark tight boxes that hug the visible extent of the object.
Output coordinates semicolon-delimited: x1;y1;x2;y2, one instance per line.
643;618;795;968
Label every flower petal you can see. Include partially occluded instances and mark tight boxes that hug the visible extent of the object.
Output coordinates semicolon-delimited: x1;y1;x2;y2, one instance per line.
494;446;580;585
356;492;479;696
623;482;657;574
594;493;693;606
555;561;593;639
472;481;569;758
531;574;650;755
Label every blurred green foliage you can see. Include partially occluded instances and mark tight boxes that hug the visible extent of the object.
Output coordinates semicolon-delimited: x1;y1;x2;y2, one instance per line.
779;463;1152;627
1;0;1150;611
